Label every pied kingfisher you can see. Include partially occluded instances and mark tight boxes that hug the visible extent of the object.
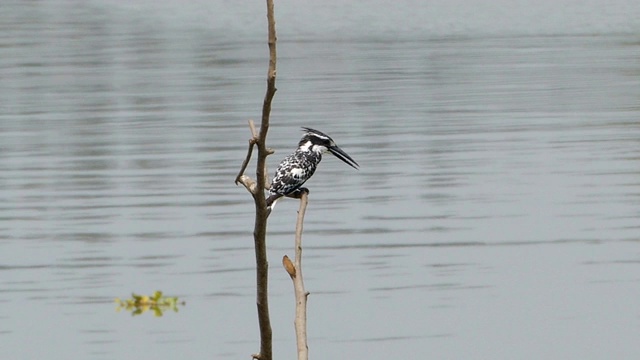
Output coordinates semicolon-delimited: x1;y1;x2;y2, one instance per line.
267;127;359;209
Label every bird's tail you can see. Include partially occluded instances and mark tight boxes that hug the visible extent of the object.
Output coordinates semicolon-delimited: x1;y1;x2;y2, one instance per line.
266;194;283;214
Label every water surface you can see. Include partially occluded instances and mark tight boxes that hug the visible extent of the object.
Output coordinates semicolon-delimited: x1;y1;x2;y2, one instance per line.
2;1;640;359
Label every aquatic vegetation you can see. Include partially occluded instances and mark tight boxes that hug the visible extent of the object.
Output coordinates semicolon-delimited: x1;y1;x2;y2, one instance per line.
115;291;184;317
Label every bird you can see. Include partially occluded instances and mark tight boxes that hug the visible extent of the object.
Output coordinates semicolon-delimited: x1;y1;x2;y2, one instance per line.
266;127;359;210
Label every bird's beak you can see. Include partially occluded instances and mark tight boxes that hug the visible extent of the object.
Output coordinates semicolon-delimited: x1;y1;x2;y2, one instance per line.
328;145;359;170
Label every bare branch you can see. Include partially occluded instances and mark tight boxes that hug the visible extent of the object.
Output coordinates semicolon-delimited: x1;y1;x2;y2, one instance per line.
235;119;270;193
236;175;258;194
283;191;309;360
235;137;257;188
235;120;259;185
234;2;280;359
248;119;259;138
250;1;277;360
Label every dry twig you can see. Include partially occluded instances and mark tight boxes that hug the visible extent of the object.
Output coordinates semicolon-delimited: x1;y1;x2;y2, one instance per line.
283;191;310;360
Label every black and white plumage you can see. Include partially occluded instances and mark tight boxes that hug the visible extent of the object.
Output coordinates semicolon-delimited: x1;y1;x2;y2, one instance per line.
267;127;359;209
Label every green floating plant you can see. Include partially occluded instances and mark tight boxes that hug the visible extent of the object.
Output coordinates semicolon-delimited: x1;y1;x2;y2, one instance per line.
115;291;185;317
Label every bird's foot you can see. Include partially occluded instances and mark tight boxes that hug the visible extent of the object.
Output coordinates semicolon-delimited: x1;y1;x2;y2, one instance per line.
286;187;309;199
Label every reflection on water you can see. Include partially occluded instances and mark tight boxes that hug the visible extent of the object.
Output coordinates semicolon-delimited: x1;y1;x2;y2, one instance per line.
2;1;640;360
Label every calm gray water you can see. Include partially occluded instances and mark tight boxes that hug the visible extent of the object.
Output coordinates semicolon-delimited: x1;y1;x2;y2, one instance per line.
2;1;640;359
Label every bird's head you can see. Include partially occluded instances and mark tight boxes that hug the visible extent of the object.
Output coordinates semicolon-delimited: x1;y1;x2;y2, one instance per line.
298;127;359;169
